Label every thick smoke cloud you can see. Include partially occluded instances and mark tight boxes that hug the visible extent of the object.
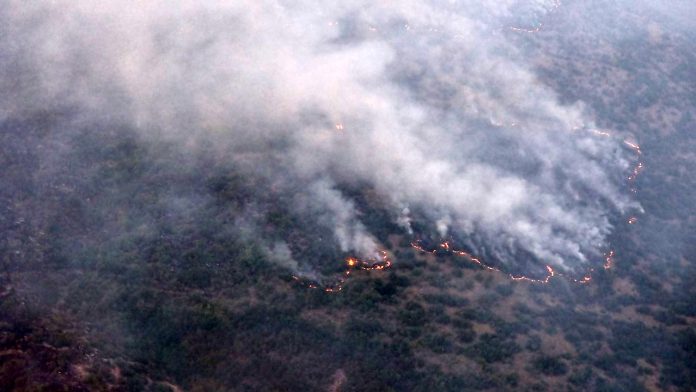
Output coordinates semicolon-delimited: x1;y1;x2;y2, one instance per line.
1;1;639;273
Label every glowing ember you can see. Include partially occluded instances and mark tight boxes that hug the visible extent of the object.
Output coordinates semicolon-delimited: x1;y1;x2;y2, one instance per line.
589;129;612;137
411;241;436;254
623;140;642;155
292;121;644;293
628;162;644;182
604;250;615;270
451;247;498;272
409;240;618;285
574;275;592;284
291;251;393;293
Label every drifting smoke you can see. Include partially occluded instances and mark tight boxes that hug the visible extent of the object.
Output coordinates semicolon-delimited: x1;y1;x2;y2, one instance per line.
1;1;639;274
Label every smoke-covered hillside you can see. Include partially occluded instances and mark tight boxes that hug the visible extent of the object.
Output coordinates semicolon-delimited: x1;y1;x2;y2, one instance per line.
1;1;694;391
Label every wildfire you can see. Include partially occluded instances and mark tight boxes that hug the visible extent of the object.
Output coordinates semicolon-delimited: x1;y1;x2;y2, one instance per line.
291;251;393;293
624;140;643;193
623;140;642;155
575;275;592;284
413;240;562;284
410;241;436;254
452;249;498;272
510;265;555;284
590;129;612;137
292;121;644;294
409;239;617;285
628;162;644;182
603;250;615;270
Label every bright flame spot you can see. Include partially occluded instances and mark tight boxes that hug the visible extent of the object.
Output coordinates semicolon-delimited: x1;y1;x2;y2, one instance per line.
292;252;393;293
628;162;644;181
292;120;643;293
410;240;615;285
624;140;642;155
604;250;615;270
590;129;611;137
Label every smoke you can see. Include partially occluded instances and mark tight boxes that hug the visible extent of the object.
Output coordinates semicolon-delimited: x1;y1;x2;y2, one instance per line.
1;1;639;273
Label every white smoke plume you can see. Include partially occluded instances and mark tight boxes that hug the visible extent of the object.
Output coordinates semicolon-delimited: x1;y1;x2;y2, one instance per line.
1;1;639;272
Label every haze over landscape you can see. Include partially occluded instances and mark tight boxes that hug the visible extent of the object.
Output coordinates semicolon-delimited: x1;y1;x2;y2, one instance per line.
1;1;694;391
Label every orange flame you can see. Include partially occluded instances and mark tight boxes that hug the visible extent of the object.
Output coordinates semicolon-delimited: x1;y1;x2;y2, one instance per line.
291;252;393;293
293;120;643;294
623;140;642;155
604;250;615;270
410;240;617;285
